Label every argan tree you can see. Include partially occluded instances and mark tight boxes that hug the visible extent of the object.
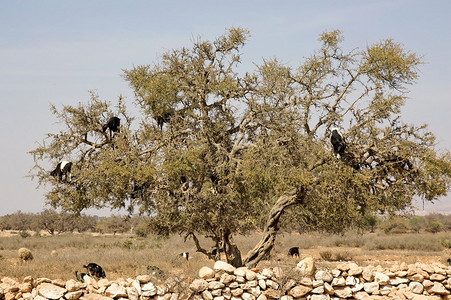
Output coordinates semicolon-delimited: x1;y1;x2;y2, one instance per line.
30;28;451;267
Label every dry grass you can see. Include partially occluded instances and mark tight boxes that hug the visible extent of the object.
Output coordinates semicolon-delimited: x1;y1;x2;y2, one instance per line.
1;230;450;282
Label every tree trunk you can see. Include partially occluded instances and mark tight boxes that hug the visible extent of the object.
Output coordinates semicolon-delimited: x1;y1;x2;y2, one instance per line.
243;188;304;268
223;229;243;267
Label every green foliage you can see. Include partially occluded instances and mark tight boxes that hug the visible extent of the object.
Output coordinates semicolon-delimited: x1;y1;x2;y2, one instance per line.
440;239;451;249
409;216;425;233
29;28;451;267
426;221;444;234
380;216;410;234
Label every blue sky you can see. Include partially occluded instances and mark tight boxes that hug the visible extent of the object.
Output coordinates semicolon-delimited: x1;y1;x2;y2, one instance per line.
1;0;450;216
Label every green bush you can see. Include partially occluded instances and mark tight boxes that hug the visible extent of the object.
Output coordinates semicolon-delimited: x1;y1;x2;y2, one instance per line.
440;239;451;248
426;221;444;234
380;217;410;234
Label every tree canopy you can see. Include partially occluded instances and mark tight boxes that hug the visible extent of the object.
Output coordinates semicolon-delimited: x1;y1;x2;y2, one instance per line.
30;28;451;267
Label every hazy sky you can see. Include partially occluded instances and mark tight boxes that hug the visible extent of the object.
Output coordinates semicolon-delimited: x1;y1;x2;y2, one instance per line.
1;0;450;216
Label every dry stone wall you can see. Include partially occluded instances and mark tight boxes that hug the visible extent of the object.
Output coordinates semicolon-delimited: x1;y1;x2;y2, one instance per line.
2;258;451;299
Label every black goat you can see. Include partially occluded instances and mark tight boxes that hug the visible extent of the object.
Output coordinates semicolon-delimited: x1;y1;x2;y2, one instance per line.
330;128;346;159
288;247;300;257
84;263;106;278
102;116;120;139
50;161;72;182
155;111;173;130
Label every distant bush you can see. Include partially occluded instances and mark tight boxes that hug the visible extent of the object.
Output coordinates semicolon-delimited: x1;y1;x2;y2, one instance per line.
409;216;425;233
440;239;451;248
19;230;31;238
380;217;410;234
426;221;443;234
319;250;353;261
320;250;332;261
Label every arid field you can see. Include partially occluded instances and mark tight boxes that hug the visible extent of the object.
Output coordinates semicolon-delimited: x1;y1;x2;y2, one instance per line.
1;230;451;282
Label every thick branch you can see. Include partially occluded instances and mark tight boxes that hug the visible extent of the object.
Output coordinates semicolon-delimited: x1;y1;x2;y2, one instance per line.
243;188;305;268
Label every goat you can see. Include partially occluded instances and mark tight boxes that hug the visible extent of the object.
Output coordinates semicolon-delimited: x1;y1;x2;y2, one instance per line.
75;271;89;282
179;252;189;260
155;111;173;130
288;247;300;257
102;116;120;139
330;128;346;159
50;161;72;182
84;263;106;278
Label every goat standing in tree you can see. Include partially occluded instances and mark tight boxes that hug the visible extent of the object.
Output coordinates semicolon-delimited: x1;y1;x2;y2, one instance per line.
102;116;120;139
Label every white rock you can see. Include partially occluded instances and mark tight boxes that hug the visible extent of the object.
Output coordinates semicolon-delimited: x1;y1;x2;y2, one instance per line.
296;256;315;276
242;292;256;300
189;279;209;293
234;267;247;277
105;283;127;298
428;282;450;295
132;279;142;295
199;267;215;279
65;290;83;300
214;261;236;274
288;285;312;298
409;281;424;294
331;277;345;287
260;268;273;278
374;272;390;285
334;286;352;298
315;270;333;282
245;269;257;281
38;283;66;300
363;282;379;293
126;286;139;300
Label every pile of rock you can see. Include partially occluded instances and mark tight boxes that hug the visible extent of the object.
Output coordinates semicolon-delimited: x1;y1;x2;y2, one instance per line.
2;258;451;299
0;274;187;300
192;259;451;299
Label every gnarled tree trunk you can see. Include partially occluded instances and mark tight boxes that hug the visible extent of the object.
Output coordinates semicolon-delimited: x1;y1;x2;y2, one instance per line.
223;229;243;267
243;188;305;268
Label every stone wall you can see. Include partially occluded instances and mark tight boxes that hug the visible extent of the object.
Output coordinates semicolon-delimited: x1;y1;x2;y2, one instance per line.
2;258;451;299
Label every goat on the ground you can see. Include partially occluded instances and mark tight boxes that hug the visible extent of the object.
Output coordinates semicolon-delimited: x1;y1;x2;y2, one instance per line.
288;247;300;257
84;263;106;278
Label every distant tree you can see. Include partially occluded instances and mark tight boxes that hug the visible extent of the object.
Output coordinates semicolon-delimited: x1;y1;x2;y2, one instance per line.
30;28;451;267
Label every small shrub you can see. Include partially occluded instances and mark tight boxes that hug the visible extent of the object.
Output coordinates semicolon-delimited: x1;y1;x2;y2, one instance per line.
440;239;451;248
335;251;353;261
320;250;332;261
18;248;33;261
19;231;31;238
